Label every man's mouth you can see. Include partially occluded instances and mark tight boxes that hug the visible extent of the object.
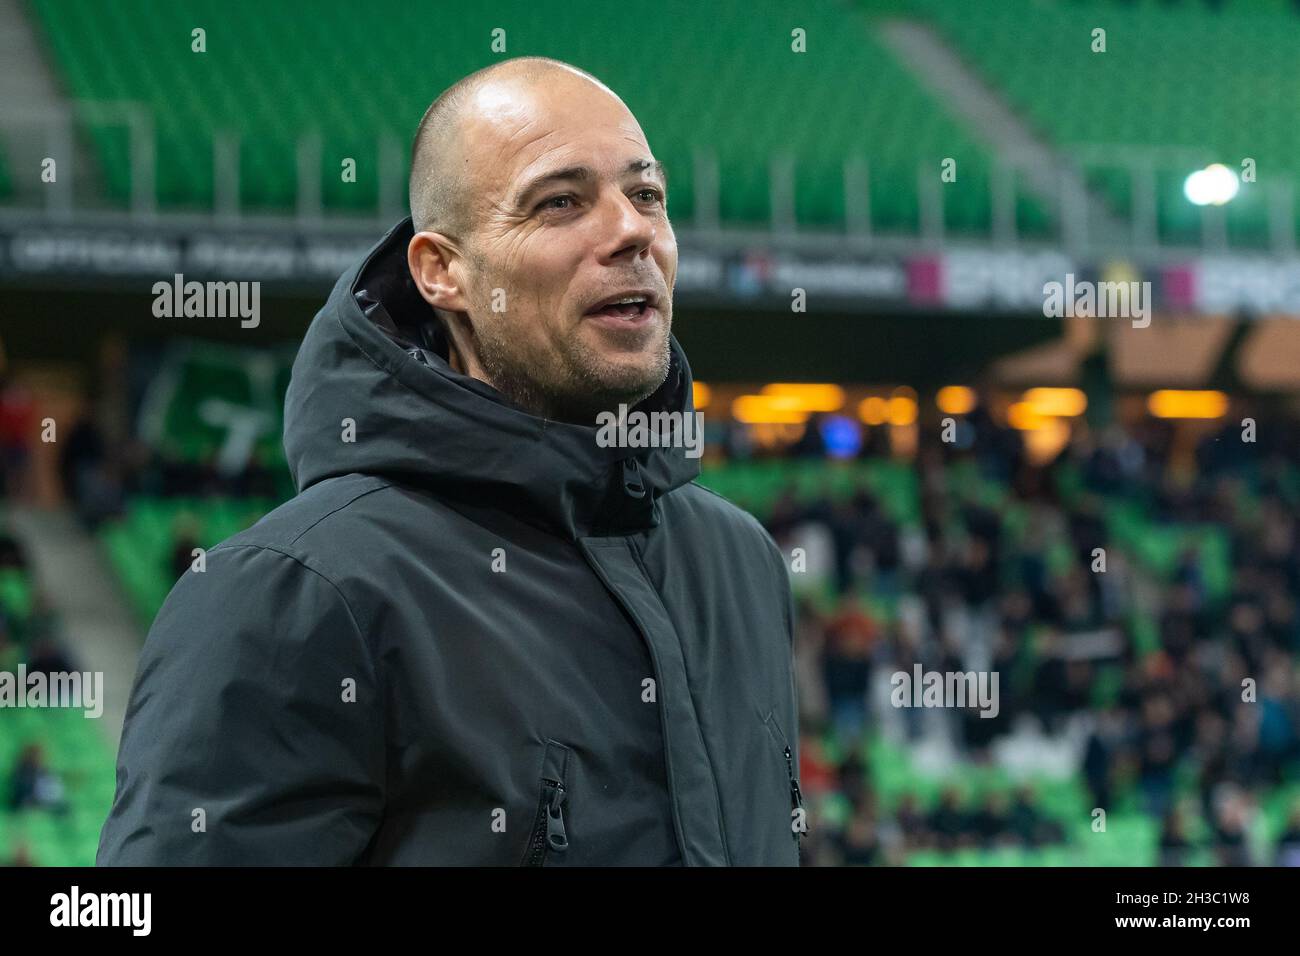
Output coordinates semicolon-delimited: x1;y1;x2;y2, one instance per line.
588;300;650;320
583;291;659;322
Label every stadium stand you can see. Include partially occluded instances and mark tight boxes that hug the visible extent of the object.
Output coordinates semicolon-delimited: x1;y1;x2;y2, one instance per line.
26;0;1050;234
699;406;1300;866
906;0;1300;245
94;343;292;622
0;517;116;867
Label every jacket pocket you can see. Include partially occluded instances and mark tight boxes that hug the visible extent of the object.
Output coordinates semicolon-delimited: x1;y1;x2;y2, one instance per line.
763;709;804;845
520;738;571;866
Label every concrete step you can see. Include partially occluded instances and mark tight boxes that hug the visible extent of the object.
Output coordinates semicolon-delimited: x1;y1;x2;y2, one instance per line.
5;505;143;750
878;18;1129;250
0;0;107;204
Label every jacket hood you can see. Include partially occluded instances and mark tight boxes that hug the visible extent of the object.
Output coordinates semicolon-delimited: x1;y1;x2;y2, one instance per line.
283;217;701;540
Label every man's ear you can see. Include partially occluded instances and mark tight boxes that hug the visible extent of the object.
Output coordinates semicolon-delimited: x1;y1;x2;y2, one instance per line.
407;231;469;312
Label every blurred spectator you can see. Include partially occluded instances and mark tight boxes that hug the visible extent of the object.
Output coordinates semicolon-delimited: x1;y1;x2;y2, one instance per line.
0;373;36;498
821;596;878;747
1274;804;1300;866
1009;785;1063;847
1158;805;1192;867
1211;789;1253;867
834;806;882;865
24;637;75;676
3;843;36;867
928;787;970;852
9;744;68;815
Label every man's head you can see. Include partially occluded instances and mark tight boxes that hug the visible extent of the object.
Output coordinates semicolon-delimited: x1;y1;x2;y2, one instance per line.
407;57;676;425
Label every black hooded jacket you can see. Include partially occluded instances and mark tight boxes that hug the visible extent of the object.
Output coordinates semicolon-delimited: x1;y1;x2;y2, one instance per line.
97;218;802;866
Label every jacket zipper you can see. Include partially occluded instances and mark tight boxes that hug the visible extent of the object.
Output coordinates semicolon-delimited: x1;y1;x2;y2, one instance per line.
783;744;804;844
767;710;805;847
522;778;568;866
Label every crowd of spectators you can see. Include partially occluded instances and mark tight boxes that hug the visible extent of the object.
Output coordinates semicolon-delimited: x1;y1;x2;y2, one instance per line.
754;408;1300;865
1;368;86;865
0;520;80;866
59;416;284;530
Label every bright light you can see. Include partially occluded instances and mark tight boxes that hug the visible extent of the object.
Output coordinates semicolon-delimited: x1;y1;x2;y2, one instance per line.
760;383;846;412
693;382;711;410
1147;390;1229;419
936;386;977;415
1184;164;1239;206
732;394;810;423
1007;402;1051;431
887;396;918;426
819;415;862;458
1022;418;1072;464
1022;387;1088;417
858;396;889;426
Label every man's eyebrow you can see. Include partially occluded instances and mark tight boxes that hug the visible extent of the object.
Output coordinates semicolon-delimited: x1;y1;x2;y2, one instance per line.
513;159;668;209
632;158;667;188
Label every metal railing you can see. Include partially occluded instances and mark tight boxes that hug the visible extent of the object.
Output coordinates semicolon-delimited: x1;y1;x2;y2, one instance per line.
1;105;1295;259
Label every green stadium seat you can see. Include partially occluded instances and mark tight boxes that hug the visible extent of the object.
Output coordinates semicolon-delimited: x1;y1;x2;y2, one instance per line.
100;495;276;625
28;0;1042;234
0;568;34;620
907;0;1300;245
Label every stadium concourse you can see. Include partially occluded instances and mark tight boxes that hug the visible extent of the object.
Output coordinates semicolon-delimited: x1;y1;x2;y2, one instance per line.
2;0;1300;869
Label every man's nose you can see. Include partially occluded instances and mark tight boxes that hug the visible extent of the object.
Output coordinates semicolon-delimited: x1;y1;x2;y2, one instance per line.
595;189;656;262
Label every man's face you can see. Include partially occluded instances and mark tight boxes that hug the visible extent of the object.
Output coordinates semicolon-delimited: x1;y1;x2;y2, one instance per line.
446;74;676;422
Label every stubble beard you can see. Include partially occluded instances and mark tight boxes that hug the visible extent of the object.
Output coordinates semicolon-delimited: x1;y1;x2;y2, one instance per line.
473;305;673;425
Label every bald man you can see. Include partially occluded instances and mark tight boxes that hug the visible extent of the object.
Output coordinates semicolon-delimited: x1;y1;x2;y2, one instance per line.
98;57;803;866
406;58;674;422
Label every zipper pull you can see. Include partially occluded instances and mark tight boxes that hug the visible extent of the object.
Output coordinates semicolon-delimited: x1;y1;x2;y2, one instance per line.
784;746;804;809
622;457;647;499
546;783;569;853
784;745;804;846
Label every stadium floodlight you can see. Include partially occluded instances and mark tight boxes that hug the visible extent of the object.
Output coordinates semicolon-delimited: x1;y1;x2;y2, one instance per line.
1183;164;1239;206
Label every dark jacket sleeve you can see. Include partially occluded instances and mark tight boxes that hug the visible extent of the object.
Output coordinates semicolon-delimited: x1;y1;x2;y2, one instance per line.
97;544;385;865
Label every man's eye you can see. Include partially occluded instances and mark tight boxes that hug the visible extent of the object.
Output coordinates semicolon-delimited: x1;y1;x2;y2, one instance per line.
537;195;574;212
636;188;665;205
